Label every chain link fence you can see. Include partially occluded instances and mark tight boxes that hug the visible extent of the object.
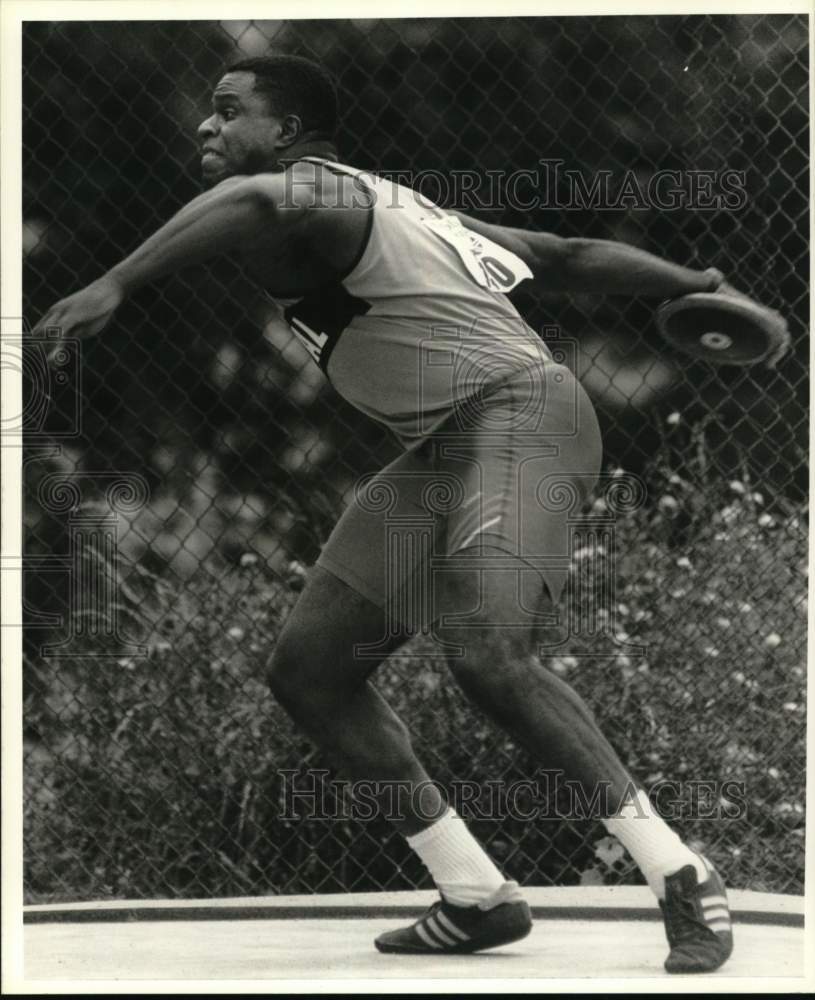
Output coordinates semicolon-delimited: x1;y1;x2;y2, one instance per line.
20;15;807;903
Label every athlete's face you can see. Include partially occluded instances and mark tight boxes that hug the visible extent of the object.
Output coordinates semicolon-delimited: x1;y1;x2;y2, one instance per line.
197;72;287;186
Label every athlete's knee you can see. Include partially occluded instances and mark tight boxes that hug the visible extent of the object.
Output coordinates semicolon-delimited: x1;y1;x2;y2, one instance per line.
439;620;530;664
442;627;535;703
266;625;374;728
357;711;417;773
266;629;335;717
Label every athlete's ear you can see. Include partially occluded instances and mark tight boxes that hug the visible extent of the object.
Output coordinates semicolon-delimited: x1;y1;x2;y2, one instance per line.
276;114;303;149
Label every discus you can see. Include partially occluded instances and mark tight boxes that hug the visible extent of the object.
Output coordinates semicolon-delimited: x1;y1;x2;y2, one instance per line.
655;292;790;367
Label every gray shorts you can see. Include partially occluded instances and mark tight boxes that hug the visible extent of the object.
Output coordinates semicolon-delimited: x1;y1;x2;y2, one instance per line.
317;362;602;629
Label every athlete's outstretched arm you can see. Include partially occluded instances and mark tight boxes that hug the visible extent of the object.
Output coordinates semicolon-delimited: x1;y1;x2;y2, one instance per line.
33;175;299;341
32;171;341;342
453;212;724;298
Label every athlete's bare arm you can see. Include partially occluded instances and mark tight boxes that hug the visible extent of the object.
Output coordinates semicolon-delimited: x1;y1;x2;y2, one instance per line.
33;164;368;341
453;211;724;298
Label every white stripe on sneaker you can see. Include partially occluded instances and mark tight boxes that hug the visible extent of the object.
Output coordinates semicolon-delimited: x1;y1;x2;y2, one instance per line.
703;906;730;922
437;911;470;941
702;895;729;909
708;918;732;933
415;922;442;949
426;916;457;947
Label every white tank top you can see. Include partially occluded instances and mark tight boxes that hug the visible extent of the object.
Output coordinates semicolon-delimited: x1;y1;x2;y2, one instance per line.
264;158;552;447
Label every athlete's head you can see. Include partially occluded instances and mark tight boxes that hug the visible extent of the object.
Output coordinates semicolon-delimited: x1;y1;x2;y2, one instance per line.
197;54;338;186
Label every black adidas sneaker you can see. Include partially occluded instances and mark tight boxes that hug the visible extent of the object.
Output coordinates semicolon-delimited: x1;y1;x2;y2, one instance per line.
374;881;532;955
660;855;734;973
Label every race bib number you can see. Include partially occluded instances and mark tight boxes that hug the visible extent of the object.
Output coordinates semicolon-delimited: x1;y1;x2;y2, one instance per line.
424;215;533;293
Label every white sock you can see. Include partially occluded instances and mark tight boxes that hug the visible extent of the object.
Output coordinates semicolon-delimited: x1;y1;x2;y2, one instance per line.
406;808;507;906
602;788;708;899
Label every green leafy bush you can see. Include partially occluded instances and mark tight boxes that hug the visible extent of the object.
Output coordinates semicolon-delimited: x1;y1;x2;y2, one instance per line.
24;481;805;902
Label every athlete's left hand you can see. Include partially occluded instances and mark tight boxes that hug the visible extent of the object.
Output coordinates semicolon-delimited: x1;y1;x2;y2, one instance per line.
713;278;753;303
33;274;125;361
710;276;790;369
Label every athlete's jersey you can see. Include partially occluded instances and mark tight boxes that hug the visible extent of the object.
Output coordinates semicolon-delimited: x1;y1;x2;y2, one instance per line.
264;158;553;447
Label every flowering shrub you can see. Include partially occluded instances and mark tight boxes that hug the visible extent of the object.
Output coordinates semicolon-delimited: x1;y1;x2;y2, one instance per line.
24;478;805;902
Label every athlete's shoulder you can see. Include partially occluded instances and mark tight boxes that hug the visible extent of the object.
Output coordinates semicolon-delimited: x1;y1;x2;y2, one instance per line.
247;160;370;272
280;158;373;213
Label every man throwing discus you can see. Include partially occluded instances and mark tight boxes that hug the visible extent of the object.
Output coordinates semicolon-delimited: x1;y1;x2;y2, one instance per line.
36;54;780;973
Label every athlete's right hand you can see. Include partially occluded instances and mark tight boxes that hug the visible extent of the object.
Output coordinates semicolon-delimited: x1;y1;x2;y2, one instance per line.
33;274;125;360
